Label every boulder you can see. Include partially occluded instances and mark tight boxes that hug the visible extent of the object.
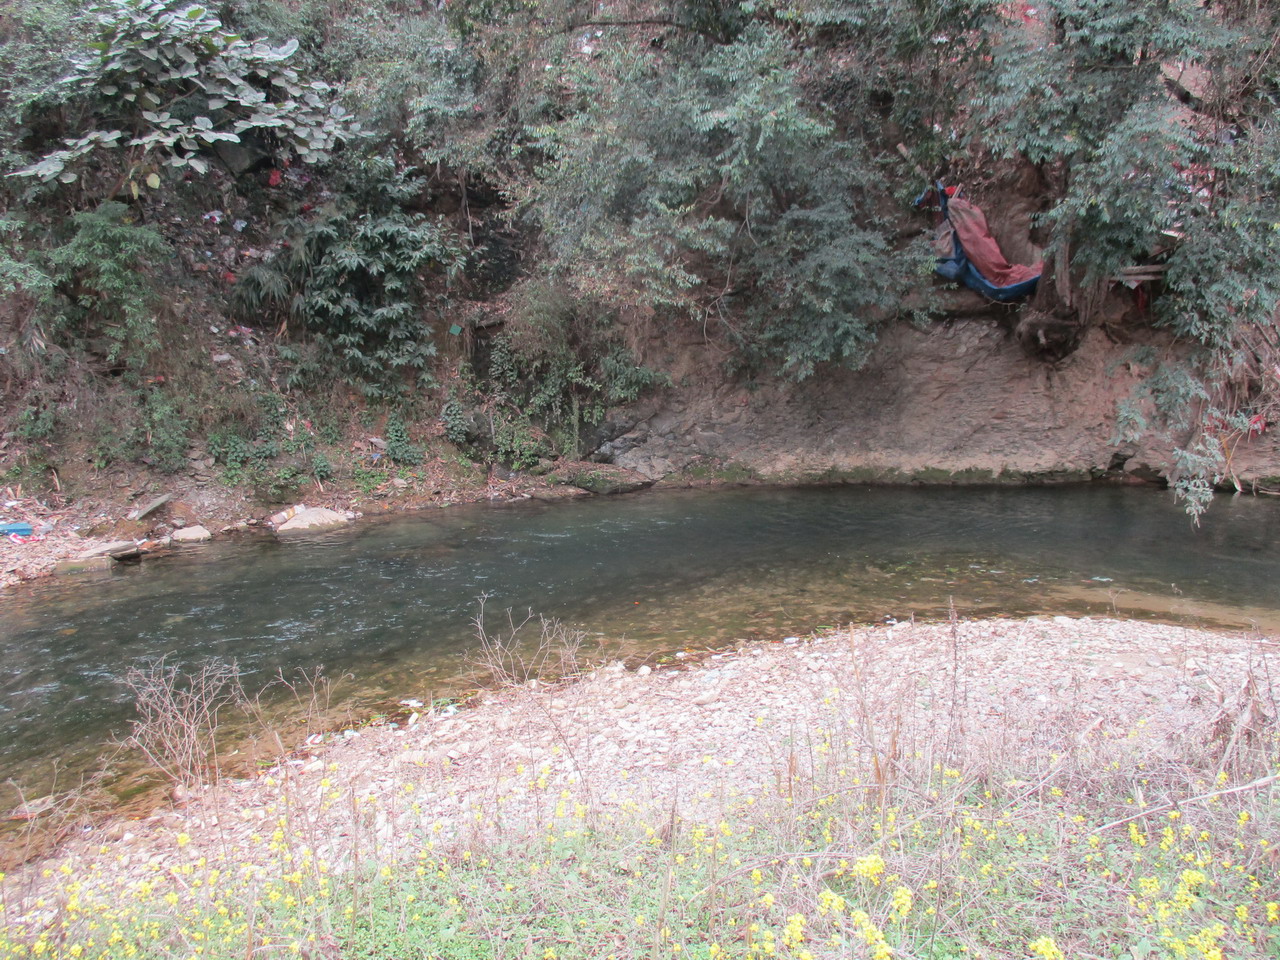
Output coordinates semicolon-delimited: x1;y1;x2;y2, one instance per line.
276;507;350;534
171;525;213;542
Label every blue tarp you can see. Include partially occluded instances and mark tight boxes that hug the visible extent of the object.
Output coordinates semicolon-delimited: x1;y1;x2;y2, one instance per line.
920;183;1041;303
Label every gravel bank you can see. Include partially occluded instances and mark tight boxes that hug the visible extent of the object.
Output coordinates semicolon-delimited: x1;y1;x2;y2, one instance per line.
7;615;1275;898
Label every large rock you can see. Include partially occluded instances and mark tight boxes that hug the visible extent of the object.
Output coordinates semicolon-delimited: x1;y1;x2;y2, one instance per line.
171;525;212;543
550;462;654;495
276;507;351;534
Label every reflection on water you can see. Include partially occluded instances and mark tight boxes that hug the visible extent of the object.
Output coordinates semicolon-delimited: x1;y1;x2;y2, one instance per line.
2;484;1279;797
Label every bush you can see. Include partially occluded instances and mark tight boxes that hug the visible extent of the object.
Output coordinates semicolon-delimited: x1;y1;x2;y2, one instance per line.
384;414;423;466
473;283;665;464
234;157;465;399
43;201;167;367
8;0;354;185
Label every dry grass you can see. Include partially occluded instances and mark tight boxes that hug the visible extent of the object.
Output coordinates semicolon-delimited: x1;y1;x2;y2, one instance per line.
466;601;600;689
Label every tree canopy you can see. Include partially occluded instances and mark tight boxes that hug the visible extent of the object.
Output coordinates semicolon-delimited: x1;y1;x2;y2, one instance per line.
1;0;1279;509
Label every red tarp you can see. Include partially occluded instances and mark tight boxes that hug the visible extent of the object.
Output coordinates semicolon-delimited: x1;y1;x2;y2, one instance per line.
945;197;1042;288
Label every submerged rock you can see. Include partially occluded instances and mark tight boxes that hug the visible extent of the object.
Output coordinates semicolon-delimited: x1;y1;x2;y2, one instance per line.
54;555;113;575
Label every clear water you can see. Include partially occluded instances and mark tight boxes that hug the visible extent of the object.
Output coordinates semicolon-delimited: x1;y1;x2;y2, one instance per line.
2;484;1279;800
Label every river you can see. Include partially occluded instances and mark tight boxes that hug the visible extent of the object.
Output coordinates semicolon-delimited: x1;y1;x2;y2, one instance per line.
2;484;1278;803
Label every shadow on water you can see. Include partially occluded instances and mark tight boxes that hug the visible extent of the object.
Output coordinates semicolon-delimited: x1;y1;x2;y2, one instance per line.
2;483;1280;807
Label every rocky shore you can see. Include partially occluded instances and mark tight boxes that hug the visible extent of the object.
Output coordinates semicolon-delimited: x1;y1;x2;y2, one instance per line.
0;460;665;593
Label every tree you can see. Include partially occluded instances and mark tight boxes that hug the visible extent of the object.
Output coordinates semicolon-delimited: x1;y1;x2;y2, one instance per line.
978;0;1280;513
7;0;355;186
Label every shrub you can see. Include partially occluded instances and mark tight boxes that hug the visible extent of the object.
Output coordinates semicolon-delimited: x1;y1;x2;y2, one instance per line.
234;157;465;399
384;414;423;466
9;0;354;185
473;283;665;464
42;201;167;366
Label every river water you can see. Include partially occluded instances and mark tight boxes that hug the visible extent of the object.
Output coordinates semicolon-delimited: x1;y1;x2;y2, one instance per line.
2;484;1279;801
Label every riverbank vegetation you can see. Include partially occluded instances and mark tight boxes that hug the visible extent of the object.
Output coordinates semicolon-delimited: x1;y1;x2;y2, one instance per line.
0;617;1276;958
2;0;1280;512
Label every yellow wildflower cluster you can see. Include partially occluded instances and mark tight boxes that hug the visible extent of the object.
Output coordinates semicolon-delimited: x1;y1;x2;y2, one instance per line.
850;854;886;884
1027;936;1065;960
850;909;892;960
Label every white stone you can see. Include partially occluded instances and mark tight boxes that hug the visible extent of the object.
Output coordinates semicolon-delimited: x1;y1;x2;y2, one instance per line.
171;525;212;542
277;507;350;534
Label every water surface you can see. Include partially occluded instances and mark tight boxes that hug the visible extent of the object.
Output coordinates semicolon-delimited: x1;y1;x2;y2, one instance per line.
2;484;1278;799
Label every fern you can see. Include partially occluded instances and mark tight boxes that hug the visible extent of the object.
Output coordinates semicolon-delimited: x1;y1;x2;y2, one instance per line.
234;158;466;398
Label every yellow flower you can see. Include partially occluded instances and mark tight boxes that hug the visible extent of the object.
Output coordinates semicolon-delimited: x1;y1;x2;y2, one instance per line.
1027;936;1065;960
783;914;806;947
851;854;886;884
176;833;190;847
1179;870;1207;890
891;885;913;919
817;889;846;916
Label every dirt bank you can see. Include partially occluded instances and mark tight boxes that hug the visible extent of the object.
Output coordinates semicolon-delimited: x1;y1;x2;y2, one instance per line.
607;319;1280;488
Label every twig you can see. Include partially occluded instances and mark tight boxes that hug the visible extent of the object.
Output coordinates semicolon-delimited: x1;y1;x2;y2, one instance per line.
1090;774;1277;835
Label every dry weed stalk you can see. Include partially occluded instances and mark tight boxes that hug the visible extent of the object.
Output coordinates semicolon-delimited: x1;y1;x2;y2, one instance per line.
238;666;351;767
468;600;596;689
121;657;244;789
1207;660;1277;778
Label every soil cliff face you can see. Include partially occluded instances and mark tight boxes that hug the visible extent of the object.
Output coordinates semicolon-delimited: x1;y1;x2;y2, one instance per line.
604;318;1280;488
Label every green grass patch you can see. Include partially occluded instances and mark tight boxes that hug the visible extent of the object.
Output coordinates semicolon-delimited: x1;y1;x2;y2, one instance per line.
2;755;1277;959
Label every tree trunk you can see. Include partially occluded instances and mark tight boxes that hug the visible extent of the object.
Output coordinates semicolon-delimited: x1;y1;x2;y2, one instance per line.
1015;161;1084;362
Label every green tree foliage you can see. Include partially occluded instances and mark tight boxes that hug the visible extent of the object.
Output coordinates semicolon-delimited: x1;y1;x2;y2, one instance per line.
6;0;355;185
0;0;85;165
0;218;52;300
978;0;1239;292
234;158;466;399
527;23;915;377
979;0;1280;514
43;201;168;365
